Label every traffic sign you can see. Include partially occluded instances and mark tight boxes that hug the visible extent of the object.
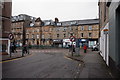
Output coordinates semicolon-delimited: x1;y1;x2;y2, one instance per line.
70;36;76;42
8;33;14;40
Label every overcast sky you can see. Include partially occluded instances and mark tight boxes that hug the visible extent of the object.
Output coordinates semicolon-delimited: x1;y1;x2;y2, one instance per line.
12;0;99;21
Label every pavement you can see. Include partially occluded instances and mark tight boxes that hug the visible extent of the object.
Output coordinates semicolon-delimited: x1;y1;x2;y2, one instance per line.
65;48;114;78
1;49;31;61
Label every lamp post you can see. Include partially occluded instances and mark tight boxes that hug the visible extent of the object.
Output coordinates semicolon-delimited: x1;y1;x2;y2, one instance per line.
70;36;75;56
22;16;30;57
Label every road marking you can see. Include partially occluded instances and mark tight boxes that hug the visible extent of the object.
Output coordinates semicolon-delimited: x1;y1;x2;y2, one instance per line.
0;58;23;63
48;51;50;52
29;50;63;53
64;56;73;61
0;53;34;63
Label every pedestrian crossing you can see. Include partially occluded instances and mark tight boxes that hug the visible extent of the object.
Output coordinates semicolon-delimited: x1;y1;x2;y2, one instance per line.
30;50;59;53
16;49;69;53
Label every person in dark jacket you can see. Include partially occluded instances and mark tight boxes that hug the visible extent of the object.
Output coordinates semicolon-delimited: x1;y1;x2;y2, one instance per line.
23;44;27;54
83;45;87;53
10;42;14;53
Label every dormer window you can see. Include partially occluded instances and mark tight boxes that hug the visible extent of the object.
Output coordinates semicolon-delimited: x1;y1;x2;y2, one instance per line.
45;22;50;25
57;23;62;26
30;23;34;27
70;21;76;25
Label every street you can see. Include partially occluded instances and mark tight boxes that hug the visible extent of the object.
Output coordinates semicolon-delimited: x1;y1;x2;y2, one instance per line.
2;49;81;78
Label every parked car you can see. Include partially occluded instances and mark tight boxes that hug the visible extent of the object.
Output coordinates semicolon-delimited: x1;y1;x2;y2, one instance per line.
92;44;99;51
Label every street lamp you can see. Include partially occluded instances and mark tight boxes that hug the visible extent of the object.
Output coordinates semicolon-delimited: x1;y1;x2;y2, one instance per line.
22;16;30;57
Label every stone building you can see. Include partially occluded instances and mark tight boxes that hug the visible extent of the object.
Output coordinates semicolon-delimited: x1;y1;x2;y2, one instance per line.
0;0;12;54
11;14;36;46
39;20;54;46
51;19;99;48
26;17;42;45
77;19;99;48
52;21;78;47
98;0;109;66
99;0;120;77
11;16;99;48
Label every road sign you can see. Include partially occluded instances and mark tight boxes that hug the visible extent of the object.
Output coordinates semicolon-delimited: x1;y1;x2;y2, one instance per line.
8;33;14;40
70;36;76;42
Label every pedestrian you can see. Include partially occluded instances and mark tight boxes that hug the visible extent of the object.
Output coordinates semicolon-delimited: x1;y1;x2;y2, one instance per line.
10;42;14;53
14;44;17;53
83;44;87;53
68;44;71;52
13;40;16;53
27;43;30;54
23;44;27;54
73;45;75;53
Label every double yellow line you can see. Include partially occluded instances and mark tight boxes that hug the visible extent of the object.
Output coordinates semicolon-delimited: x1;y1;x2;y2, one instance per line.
0;53;34;63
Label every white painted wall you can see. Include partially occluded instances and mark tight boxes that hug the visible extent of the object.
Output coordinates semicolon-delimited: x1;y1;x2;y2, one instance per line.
100;23;109;66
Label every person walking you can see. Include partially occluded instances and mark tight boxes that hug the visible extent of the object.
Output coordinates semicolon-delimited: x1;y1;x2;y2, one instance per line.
23;44;27;54
68;44;72;52
10;42;14;53
13;43;17;53
83;44;87;53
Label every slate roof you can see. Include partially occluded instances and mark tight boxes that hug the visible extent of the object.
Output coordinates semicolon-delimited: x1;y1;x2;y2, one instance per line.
42;20;54;26
11;14;36;22
60;19;99;26
77;19;99;25
11;15;99;27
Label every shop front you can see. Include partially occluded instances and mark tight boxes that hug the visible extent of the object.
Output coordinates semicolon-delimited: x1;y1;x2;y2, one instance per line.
88;39;98;48
53;39;63;47
78;39;88;48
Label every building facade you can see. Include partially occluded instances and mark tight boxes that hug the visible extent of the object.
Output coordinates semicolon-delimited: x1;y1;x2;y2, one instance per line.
99;0;120;77
26;18;42;46
0;0;12;54
78;25;99;47
11;16;99;48
11;14;36;46
99;0;109;66
52;19;99;48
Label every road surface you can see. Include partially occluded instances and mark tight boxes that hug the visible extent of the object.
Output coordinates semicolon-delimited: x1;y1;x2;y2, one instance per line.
2;49;81;78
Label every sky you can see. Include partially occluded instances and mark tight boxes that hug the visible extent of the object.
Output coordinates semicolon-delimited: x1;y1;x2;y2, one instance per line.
12;0;99;21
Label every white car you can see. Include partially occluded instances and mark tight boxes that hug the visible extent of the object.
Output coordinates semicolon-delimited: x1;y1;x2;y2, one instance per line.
92;44;98;51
